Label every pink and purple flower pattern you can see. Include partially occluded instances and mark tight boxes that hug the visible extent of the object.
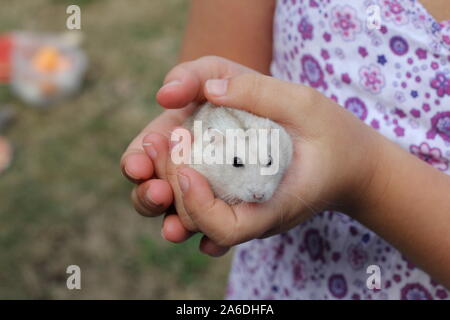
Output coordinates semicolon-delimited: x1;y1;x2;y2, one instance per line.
430;72;450;97
298;17;314;40
227;0;450;300
300;54;327;89
410;142;449;171
427;111;450;142
359;64;386;94
345;97;368;120
329;5;362;41
400;283;433;300
379;0;409;25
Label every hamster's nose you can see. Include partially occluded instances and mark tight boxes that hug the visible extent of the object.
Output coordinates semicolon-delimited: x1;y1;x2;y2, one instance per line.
253;193;265;201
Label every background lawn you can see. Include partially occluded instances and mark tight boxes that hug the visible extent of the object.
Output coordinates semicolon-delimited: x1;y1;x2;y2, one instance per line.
0;0;232;299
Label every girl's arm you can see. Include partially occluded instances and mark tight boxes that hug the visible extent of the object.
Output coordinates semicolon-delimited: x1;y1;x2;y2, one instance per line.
179;0;276;74
353;135;450;288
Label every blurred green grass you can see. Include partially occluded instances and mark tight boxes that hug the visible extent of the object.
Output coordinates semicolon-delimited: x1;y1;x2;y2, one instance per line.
0;0;231;299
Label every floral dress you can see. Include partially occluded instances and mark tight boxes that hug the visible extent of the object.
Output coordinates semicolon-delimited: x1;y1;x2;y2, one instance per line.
226;0;450;300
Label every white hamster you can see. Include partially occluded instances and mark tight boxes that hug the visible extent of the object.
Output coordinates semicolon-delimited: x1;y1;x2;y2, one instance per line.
183;102;293;205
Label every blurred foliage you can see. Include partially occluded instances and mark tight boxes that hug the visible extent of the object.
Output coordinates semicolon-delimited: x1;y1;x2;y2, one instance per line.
0;0;230;299
0;85;13;102
139;234;210;285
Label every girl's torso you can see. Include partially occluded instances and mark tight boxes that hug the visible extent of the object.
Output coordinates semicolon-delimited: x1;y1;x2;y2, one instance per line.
227;0;450;300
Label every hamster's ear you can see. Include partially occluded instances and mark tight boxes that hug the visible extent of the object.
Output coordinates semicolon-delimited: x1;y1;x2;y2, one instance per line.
206;127;225;146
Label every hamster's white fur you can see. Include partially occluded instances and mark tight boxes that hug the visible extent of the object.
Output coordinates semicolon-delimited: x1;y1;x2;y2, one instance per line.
184;102;293;204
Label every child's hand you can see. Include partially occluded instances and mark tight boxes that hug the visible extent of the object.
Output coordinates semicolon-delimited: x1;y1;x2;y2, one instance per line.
120;106;197;242
160;57;382;253
121;57;258;254
122;56;450;287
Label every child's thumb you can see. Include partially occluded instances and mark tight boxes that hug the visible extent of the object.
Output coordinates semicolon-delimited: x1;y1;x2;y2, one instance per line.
203;73;320;126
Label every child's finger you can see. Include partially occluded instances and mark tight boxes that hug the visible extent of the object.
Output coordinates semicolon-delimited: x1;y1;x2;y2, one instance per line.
161;212;195;243
199;235;230;257
156;56;255;109
162;210;230;256
132;179;173;217
204;73;326;132
121;151;154;183
142;133;169;180
121;105;197;183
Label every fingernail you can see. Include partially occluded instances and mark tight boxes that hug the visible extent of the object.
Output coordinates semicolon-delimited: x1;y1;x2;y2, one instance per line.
177;172;190;193
205;79;228;97
143;142;157;160
161;80;182;90
161;228;167;240
146;189;161;207
124;165;138;180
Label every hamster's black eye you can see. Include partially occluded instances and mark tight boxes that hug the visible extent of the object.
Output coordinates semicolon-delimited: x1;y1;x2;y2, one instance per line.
233;157;244;168
266;155;272;167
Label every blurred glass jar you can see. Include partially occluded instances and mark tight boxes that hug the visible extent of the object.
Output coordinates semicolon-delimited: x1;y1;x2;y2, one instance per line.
9;32;87;107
